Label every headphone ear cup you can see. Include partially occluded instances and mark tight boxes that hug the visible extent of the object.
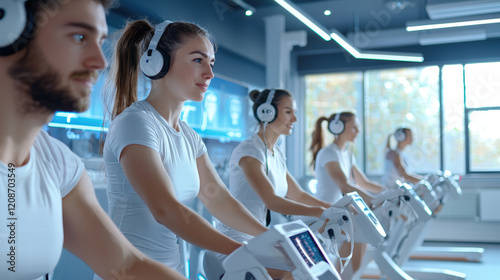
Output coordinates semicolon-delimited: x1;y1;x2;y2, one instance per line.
328;119;344;135
0;0;34;56
256;103;277;123
395;129;406;142
140;49;170;80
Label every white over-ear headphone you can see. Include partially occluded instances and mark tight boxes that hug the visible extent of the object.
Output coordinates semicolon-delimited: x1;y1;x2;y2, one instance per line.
328;113;345;135
395;128;407;142
0;0;33;56
140;20;172;80
256;89;277;123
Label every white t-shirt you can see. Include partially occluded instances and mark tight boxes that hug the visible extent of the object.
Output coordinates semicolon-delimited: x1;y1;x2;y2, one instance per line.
101;100;206;273
217;133;288;243
383;148;404;189
0;130;84;280
314;143;355;204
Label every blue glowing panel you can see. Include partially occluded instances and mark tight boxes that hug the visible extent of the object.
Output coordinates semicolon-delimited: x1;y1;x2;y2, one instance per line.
186;76;249;142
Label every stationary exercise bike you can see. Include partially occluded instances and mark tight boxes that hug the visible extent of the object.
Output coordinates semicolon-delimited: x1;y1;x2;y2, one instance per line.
221;220;342;280
354;181;466;280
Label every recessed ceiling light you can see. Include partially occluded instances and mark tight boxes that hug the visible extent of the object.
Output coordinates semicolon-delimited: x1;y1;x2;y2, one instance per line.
324;10;331;16
245;10;253;16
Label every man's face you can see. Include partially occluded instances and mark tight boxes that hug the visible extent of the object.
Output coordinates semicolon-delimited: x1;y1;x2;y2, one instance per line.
8;0;108;113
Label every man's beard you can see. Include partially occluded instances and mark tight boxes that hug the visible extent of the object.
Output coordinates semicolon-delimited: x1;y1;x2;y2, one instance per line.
8;43;98;114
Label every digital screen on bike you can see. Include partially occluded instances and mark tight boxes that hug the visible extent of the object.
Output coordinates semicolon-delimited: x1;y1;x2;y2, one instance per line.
289;231;328;268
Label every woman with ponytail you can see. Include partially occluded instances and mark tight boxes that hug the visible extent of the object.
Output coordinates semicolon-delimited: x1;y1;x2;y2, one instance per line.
210;89;330;279
309;112;383;279
310;112;383;206
383;127;423;188
97;19;267;276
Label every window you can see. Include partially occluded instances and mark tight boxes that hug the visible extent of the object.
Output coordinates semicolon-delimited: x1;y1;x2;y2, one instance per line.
467;110;500;172
304;72;363;176
464;62;500;172
304;61;500;177
364;66;440;175
465;62;500;108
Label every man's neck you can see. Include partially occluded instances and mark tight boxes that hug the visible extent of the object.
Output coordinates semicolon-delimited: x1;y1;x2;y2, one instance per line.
0;73;53;166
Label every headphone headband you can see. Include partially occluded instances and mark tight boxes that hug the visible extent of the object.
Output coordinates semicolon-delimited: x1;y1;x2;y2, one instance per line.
265;89;275;105
146;20;171;53
333;112;341;122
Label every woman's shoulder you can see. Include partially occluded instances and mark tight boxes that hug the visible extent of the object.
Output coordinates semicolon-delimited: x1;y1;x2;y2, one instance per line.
112;101;157;126
178;120;204;141
319;143;338;154
232;135;264;160
238;134;261;148
385;149;400;161
316;144;340;163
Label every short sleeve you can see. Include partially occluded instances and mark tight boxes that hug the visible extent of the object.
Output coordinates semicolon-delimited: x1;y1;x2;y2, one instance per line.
232;140;266;167
106;111;160;161
37;131;85;197
179;121;207;158
316;146;339;168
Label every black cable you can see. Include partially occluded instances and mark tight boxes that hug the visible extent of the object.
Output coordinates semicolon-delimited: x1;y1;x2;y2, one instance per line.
263;124;272;227
266;209;271;227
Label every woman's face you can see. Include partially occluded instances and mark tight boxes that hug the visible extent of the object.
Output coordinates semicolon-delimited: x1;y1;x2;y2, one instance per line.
341;116;360;142
268;96;297;136
406;130;413;145
163;35;215;102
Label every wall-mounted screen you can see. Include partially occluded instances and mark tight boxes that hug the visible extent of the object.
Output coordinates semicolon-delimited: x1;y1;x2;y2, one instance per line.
180;76;249;142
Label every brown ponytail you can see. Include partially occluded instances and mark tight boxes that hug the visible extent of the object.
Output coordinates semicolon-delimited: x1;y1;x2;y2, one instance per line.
107;20;153;120
386;134;392;150
309;116;328;168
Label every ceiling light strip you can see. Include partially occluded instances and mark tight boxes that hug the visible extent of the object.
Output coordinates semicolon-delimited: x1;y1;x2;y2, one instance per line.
330;29;424;62
274;0;331;41
357;52;424;62
407;17;500;31
275;0;423;62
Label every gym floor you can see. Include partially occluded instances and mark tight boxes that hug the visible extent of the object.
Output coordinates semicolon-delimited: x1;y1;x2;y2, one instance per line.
401;241;500;280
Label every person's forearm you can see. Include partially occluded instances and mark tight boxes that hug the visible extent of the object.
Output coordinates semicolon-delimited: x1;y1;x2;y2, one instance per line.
123;256;188;280
340;183;375;206
266;197;325;218
207;196;268;236
405;173;423;183
156;204;241;255
293;192;331;208
364;181;384;193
